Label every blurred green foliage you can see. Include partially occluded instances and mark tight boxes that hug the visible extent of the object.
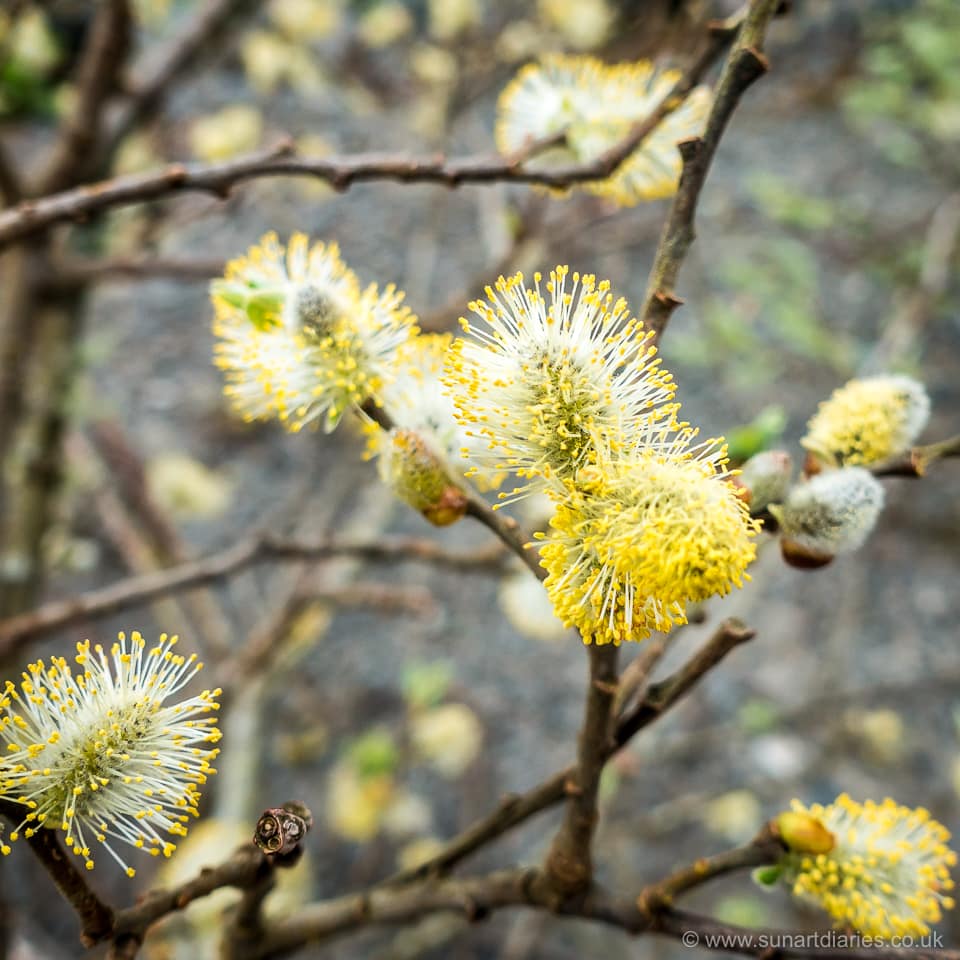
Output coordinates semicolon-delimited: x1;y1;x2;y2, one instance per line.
0;6;62;117
843;0;960;167
347;727;400;778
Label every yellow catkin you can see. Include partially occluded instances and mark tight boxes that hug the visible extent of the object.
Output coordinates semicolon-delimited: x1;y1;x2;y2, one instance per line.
496;54;711;205
0;632;220;876
802;375;930;467
211;232;417;433
782;794;956;940
443;265;679;504
538;440;758;645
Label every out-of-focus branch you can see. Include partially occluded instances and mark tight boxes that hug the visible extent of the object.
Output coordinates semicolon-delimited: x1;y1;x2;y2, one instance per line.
0;800;114;947
538;644;619;898
0;141;22;204
109;843;267;955
642;0;782;341
637;826;783;914
0;11;745;252
38;0;132;193
615;618;755;748
387;619;755;887
48;253;226;286
0;534;505;655
107;0;260;154
870;433;960;478
865;193;960;371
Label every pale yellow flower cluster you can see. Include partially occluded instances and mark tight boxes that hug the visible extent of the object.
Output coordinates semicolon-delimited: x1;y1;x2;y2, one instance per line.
444;266;758;644
211;232;417;433
496;55;711;205
779;794;956;940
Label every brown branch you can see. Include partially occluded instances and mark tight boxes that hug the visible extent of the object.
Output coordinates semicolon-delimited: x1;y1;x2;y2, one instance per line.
0;534;506;656
539;644;619;899
0;141;22;204
0;11;745;252
641;0;782;341
615;618;756;748
359;399;543;581
637;827;783;915
464;494;544;582
48;253;226;287
239;858;960;960
38;0;132;194
870;433;960;478
387;619;754;888
0;800;114;947
109;843;267;954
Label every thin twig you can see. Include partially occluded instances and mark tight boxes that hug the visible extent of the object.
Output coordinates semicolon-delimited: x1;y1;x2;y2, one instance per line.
870;433;960;478
641;0;782;341
386;619;755;887
637;826;783;914
0;140;22;204
615;618;756;748
0;12;745;252
38;0;132;193
0;800;114;947
538;644;619;898
0;535;506;655
359;399;543;581
48;253;227;287
109;844;266;952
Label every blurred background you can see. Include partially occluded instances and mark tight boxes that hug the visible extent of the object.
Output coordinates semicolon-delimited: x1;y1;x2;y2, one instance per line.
0;0;958;957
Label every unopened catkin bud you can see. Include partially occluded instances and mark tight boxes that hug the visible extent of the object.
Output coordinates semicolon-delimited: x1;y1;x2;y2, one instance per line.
802;375;930;468
770;467;884;567
733;450;792;513
776;810;835;854
378;428;467;526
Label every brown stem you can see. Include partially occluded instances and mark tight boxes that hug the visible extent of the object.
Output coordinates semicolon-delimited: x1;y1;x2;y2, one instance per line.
637;825;783;915
641;0;782;341
0;801;114;947
870;433;960;478
38;0;132;194
0;141;21;204
0;534;505;656
109;844;267;952
539;644;619;898
615;618;756;748
386;619;755;887
0;12;744;252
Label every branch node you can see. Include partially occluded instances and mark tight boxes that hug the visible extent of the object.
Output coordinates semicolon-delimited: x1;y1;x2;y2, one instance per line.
562;777;583;797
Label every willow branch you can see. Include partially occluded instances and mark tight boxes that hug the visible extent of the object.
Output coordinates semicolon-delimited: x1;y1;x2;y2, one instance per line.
109;843;266;954
0;800;114;947
0;535;505;655
637;826;783;914
38;0;132;193
870;433;960;478
48;254;226;287
641;0;782;341
359;399;543;581
0;11;745;252
241;861;960;960
538;644;619;898
0;141;21;204
615;618;755;748
388;619;754;887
